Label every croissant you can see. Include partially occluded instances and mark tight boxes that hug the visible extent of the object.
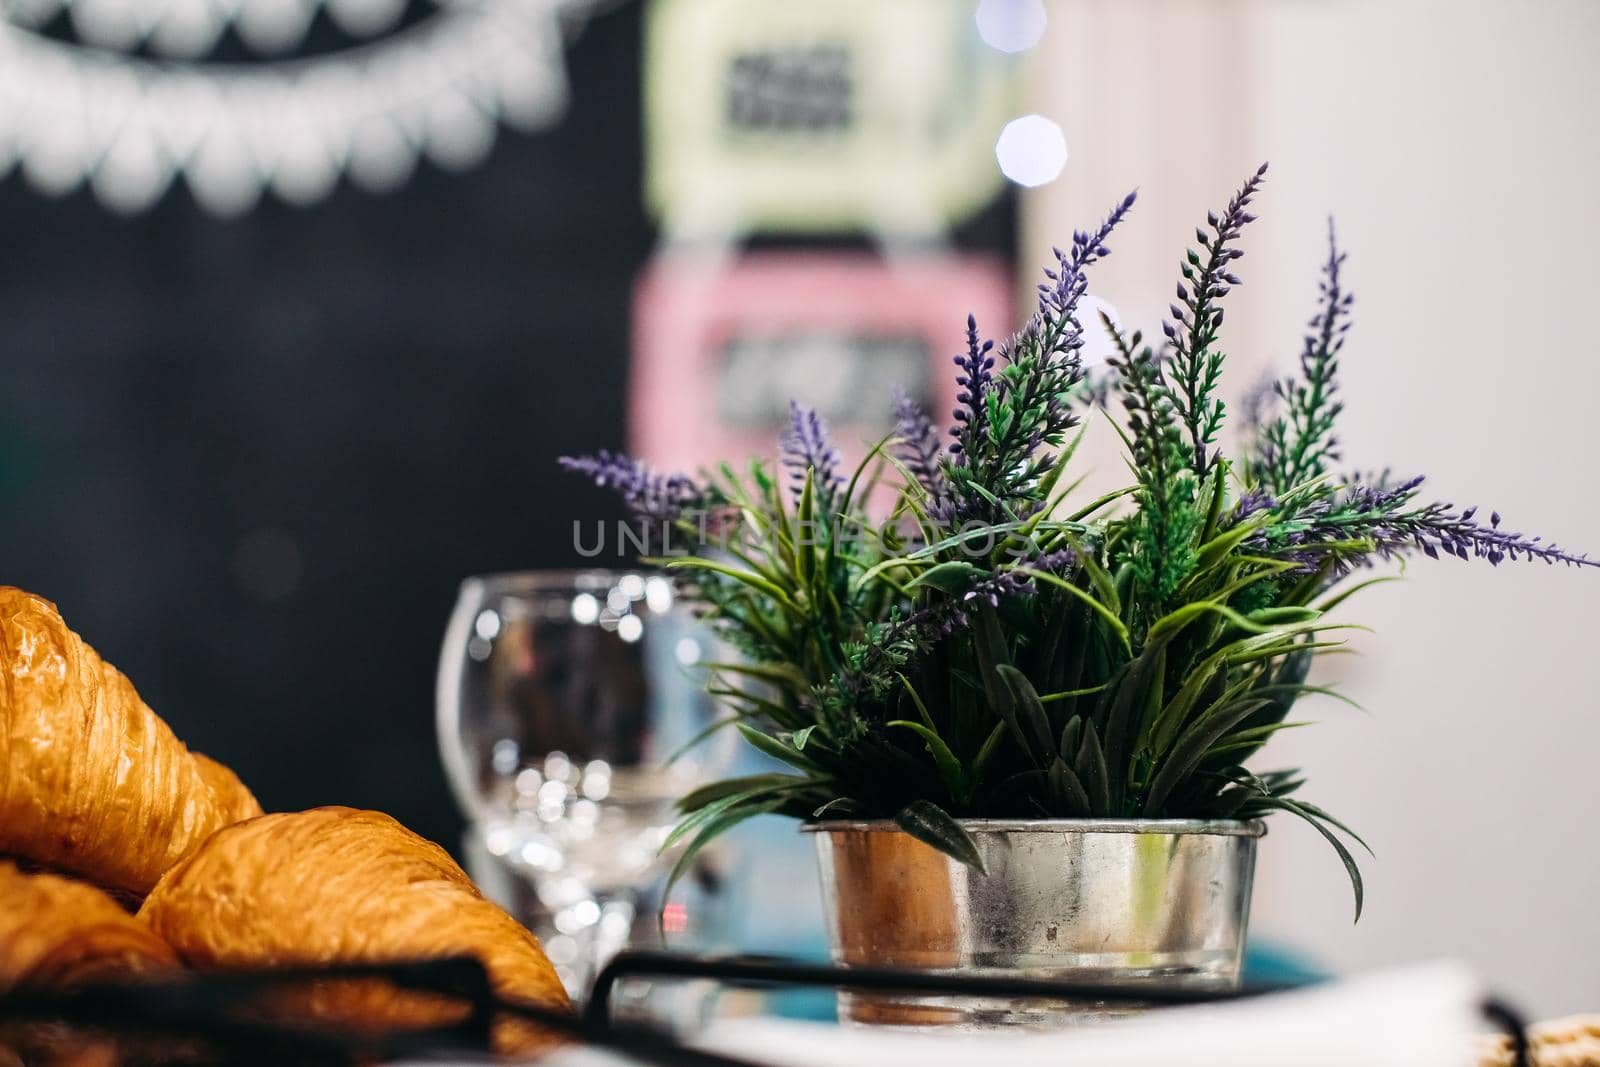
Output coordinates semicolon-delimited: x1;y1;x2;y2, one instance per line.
0;863;180;1067
139;807;570;1057
0;587;262;898
0;862;177;993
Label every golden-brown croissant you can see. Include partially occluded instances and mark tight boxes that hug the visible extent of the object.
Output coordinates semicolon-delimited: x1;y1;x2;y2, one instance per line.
139;807;570;1057
0;863;182;1067
0;587;262;898
0;862;177;992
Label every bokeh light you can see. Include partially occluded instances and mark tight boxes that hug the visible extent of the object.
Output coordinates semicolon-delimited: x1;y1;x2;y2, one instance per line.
975;0;1047;53
995;114;1068;187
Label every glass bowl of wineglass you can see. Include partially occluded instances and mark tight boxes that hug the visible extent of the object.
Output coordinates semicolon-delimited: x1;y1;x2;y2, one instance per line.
436;569;732;996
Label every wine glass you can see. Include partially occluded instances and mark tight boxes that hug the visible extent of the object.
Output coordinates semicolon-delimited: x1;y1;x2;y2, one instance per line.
436;569;732;996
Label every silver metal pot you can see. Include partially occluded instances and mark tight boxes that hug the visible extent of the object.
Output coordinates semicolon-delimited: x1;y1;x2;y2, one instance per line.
805;818;1264;1028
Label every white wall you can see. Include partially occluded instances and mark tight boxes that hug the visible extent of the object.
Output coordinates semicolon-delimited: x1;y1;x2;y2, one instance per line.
1026;0;1600;1016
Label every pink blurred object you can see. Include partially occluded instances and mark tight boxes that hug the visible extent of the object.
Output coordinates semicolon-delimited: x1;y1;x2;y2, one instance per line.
631;253;1012;475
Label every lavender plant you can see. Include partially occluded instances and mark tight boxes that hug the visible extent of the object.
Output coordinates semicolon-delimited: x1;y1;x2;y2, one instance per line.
563;168;1593;917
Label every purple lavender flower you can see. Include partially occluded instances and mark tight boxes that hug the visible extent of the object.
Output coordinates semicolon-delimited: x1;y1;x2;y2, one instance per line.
1276;473;1595;572
1166;163;1269;474
1039;190;1137;330
1231;487;1278;525
948;315;996;461
780;401;844;513
1395;502;1595;567
898;548;1079;640
1299;219;1353;391
891;387;950;514
1239;371;1278;435
559;450;704;522
943;192;1138;526
967;548;1076;604
1268;219;1352;489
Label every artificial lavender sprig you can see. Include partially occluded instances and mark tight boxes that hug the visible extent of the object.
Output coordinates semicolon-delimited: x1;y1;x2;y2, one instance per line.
1037;189;1139;344
1272;474;1596;571
824;549;1077;721
1231;486;1278;525
948;315;996;462
891;387;947;499
1401;505;1595;567
943;192;1138;523
1239;370;1278;437
1011;189;1139;450
1166;162;1269;476
1252;220;1353;492
558;450;705;522
780;401;844;514
1105;313;1200;603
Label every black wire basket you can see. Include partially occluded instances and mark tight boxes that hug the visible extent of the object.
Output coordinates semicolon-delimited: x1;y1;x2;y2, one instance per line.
0;951;1531;1066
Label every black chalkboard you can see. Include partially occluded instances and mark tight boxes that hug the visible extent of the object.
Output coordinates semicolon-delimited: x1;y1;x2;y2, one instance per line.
0;1;1014;853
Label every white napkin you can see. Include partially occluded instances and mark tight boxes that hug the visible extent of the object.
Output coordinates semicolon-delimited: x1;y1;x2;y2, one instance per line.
680;961;1487;1067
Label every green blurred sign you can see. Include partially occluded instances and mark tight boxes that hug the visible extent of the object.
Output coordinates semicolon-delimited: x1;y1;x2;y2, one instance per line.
644;0;1021;237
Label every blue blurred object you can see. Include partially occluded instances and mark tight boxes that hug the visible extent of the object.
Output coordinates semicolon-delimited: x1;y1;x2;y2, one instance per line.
1243;943;1328;986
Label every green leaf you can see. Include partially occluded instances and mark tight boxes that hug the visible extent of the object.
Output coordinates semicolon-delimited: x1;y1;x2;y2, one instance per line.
1102;643;1168;808
677;773;811;814
1146;599;1282;644
1210;785;1254;818
1257;795;1367;921
1316;574;1402;613
1018;568;1132;655
791;725;818;750
1183;518;1266;588
664;797;786;912
1064;485;1138;523
896;672;937;730
1056;532;1122;614
1072;722;1111;816
1202;720;1312;760
1143;698;1274;814
665;713;749;765
1283;798;1374;857
1038;683;1109;704
851;519;1072;592
893;800;985;873
972;605;1033;759
907;560;986;594
1133;644;1167;755
664;787;781;853
703;660;810;694
995;665;1055;764
705;685;808;731
1047;757;1093;815
1247;683;1364;713
1145;659;1226;761
736;722;824;773
969;721;1009;786
886;720;965;800
665;557;802;615
1058;715;1083;764
1198;457;1228;543
796;467;817;588
837;429;896;526
1245;606;1322;627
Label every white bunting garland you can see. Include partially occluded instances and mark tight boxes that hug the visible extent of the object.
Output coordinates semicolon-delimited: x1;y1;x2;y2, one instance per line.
0;0;591;215
7;0;421;57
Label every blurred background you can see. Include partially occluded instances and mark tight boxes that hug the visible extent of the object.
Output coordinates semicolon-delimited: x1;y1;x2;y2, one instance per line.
2;0;1596;1017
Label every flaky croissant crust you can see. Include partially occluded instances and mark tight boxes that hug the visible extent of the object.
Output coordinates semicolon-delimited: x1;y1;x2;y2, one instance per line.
0;862;177;993
0;587;262;898
139;807;570;1056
